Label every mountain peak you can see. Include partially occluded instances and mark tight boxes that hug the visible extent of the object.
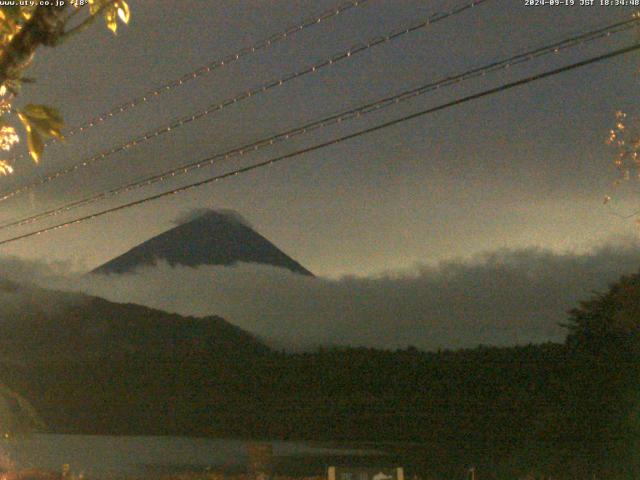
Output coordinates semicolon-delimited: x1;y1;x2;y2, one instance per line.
92;209;313;276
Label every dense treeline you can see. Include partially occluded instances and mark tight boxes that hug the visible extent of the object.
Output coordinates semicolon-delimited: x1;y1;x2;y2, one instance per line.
0;273;638;479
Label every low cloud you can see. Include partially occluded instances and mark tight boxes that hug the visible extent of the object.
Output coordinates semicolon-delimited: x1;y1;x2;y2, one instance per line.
0;243;638;351
66;242;640;351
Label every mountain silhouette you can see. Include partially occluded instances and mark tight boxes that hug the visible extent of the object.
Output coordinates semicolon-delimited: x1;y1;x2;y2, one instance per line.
0;279;269;362
92;209;313;276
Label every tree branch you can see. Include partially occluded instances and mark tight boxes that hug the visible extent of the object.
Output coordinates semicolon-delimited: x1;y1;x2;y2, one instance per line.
0;6;67;85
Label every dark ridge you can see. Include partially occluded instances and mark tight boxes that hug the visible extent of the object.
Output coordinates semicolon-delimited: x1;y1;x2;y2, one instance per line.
0;281;270;362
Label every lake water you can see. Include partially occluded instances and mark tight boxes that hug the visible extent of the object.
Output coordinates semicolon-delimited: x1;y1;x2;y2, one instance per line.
0;434;376;478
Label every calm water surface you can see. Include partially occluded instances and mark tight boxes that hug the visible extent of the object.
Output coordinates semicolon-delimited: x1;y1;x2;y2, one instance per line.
1;434;375;478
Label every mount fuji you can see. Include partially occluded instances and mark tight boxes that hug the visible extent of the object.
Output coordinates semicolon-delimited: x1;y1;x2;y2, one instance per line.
92;209;313;276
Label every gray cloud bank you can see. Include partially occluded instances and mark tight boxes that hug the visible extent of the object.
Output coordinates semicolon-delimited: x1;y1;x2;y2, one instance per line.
72;243;640;351
1;243;638;351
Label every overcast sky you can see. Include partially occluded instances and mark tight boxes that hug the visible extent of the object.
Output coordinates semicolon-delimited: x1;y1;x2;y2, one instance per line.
0;0;638;278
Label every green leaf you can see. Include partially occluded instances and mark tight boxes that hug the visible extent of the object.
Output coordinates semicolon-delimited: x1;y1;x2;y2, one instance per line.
116;1;130;24
20;104;64;139
17;104;65;163
88;0;112;16
25;126;43;164
105;7;117;33
0;6;21;22
103;1;130;34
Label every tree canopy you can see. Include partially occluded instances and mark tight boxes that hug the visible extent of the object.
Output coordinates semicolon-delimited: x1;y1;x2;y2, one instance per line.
0;1;130;172
565;269;640;354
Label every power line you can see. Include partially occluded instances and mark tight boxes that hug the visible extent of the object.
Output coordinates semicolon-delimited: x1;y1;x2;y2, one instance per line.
0;0;489;204
5;0;372;166
0;41;637;247
1;16;638;232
